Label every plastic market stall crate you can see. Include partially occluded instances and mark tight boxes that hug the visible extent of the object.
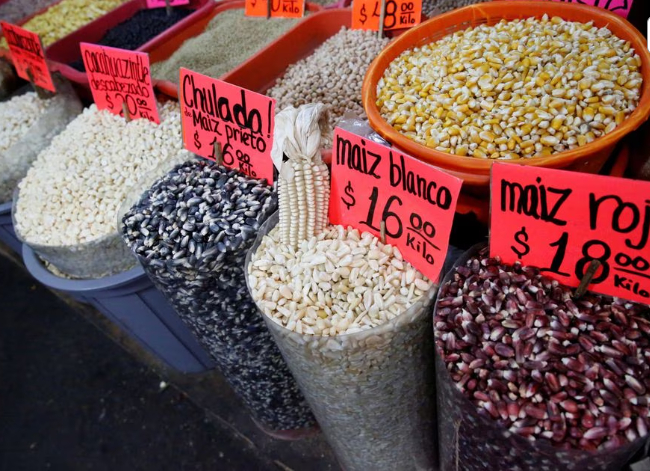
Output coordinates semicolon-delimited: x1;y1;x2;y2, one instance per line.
22;244;214;373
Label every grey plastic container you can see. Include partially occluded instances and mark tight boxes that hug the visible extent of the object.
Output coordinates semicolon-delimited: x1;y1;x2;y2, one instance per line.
0;201;20;254
22;243;214;373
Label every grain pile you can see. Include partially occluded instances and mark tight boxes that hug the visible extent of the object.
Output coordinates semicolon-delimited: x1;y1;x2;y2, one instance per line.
151;8;300;83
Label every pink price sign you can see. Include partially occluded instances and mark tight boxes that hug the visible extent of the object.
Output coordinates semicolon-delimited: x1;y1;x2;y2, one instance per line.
146;0;190;7
81;43;160;123
492;0;633;18
329;128;462;283
179;68;275;184
0;22;55;92
490;163;650;305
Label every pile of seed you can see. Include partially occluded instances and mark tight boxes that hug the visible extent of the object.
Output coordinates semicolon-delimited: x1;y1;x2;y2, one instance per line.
121;160;315;431
151;8;300;83
0;92;48;201
268;27;389;148
376;15;643;159
70;8;193;71
249;214;437;469
0;0;128;48
251;224;431;335
421;0;488;17
434;247;650;468
0;0;60;27
14;102;190;278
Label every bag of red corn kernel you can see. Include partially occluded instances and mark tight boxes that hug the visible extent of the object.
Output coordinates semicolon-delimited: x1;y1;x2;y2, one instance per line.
434;244;650;471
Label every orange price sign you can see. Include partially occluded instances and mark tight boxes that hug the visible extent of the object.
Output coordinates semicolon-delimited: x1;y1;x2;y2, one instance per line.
352;0;421;31
0;22;55;92
179;68;275;183
81;43;160;123
329;127;462;283
245;0;305;18
490;163;650;305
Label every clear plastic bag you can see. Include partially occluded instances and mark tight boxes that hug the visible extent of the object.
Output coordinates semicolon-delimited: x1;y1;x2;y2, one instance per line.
0;75;82;204
434;243;648;471
245;212;439;470
120;161;316;435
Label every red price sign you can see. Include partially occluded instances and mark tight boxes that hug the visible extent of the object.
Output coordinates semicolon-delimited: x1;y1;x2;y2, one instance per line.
81;43;160;123
245;0;305;18
492;0;633;18
330;128;462;283
179;68;275;183
490;163;650;305
146;0;190;7
352;0;422;31
0;22;55;92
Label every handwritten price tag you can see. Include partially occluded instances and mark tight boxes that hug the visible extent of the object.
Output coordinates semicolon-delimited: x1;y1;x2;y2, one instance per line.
352;0;422;31
330;128;462;282
146;0;190;7
81;43;159;123
179;68;275;183
0;22;55;92
490;163;650;304
492;0;633;18
245;0;305;18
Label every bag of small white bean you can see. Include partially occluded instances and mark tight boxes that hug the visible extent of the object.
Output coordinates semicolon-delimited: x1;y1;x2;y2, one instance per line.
0;76;82;204
434;243;650;471
247;212;439;470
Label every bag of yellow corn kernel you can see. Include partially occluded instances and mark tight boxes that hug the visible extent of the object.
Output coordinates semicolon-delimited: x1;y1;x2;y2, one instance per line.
246;104;439;471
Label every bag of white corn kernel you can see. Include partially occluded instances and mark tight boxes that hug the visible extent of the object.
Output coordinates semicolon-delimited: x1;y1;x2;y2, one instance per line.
13;101;192;279
0;76;82;204
434;243;650;471
246;104;439;470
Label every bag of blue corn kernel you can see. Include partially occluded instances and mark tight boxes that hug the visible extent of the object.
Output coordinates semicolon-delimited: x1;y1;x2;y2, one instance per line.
120;157;316;436
434;243;650;471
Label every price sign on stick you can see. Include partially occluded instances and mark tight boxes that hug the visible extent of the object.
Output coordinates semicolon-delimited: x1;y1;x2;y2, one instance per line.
490;163;650;304
146;0;189;7
352;0;422;31
179;68;275;183
81;43;160;123
330;127;462;282
245;0;305;18
492;0;633;18
0;22;55;92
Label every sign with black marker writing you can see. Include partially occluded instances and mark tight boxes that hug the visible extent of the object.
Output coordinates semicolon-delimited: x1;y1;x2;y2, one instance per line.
0;22;55;92
490;162;650;304
329;127;462;282
81;43;160;123
352;0;422;31
179;68;275;183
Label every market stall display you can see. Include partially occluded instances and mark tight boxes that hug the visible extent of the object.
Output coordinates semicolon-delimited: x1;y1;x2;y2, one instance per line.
434;245;650;469
150;6;304;84
67;8;193;71
0;0;129;48
121;159;316;434
376;15;642;159
422;0;488;17
268;27;389;147
363;2;650;194
0;0;61;25
247;105;437;470
13;101;190;279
